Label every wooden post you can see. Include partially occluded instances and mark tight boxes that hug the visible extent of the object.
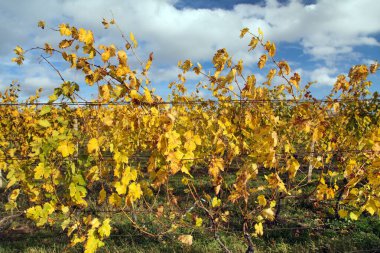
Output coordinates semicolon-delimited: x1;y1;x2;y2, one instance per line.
0;168;3;188
307;141;315;183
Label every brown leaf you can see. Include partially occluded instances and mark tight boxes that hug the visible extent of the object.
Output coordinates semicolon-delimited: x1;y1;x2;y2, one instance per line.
156;205;164;217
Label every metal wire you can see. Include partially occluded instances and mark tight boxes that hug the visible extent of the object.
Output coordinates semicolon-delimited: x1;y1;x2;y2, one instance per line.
0;149;378;162
0;97;378;107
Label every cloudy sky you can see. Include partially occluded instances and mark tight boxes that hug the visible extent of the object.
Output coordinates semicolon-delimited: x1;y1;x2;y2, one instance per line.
0;0;379;100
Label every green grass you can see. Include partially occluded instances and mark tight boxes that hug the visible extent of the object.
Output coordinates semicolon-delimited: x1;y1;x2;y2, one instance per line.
1;212;379;253
1;172;380;252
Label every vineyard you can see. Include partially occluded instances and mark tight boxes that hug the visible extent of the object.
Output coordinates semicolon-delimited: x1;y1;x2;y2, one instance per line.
0;20;380;252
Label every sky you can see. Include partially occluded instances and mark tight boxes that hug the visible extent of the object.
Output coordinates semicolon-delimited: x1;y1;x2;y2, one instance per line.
0;0;379;100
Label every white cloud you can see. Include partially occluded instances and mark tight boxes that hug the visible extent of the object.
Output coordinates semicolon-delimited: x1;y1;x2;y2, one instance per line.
149;65;199;83
308;67;338;86
0;0;379;99
235;0;380;63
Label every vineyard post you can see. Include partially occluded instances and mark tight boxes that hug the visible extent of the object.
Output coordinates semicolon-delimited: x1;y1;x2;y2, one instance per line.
0;169;3;188
307;140;315;182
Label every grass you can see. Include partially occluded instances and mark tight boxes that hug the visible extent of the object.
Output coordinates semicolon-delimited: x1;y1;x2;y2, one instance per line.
1;207;379;253
0;217;380;253
1;172;380;252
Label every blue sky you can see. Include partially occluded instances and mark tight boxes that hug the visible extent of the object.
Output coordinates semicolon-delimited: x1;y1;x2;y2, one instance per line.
0;0;379;100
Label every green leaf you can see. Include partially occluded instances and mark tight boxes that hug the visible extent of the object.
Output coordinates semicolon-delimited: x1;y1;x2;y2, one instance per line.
39;106;51;116
48;94;58;103
38;119;51;128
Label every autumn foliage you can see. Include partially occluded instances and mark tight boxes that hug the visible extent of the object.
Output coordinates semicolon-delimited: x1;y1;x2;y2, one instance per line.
1;19;379;252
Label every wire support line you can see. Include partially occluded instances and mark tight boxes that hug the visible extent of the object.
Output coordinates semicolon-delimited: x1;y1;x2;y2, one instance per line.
0;149;378;162
0;97;379;106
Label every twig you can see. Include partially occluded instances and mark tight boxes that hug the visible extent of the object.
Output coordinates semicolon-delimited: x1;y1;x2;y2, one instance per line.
40;55;65;82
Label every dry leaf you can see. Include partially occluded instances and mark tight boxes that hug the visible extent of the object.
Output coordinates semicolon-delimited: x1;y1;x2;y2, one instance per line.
178;234;193;245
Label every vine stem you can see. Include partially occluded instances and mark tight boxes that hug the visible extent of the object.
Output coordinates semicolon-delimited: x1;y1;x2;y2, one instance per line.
40;54;65;82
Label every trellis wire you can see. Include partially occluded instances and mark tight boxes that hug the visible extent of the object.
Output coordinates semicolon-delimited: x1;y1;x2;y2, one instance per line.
0;97;379;107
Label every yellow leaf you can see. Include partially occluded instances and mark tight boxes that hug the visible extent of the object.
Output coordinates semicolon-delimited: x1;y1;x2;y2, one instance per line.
195;217;203;227
236;60;244;75
338;209;348;218
258;54;267;69
38;20;45;29
184;140;196;152
223;69;236;86
99;85;110;101
127;182;143;204
370;61;379;74
265;41;276;57
39;106;51;116
182;177;189;185
181;166;192;176
312;127;323;142
145;60;152;71
12;56;24;65
91;218;101;229
144;87;153;104
61;218;71;231
258;27;264;38
193;135;202;145
365;200;377;215
87;138;99;154
262;208;275;221
257;195;267;207
59;39;73;49
178;234;193;246
70;234;85;246
284;143;290;153
78;28;94;45
209;158;224;180
240;27;249;38
9;189;20;201
101;50;111;62
193;62;202;75
57;141;75;157
254;222;263;236
211;197;221;208
130;89;140;100
290;72;301;89
84;232;104;253
109;193;122;207
130;32;138;48
265;68;277;85
287;157;300;178
117;50;127;66
349;211;359;221
38;119;51;128
34;162;51;179
156;205;164;217
101;18;110;29
278;61;291;75
62;206;69;214
179;59;193;73
102;116;113;126
98;218;111;238
248;37;259;51
49;94;58;103
59;24;71;36
98;188;106;204
14;46;23;55
114;181;127;195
